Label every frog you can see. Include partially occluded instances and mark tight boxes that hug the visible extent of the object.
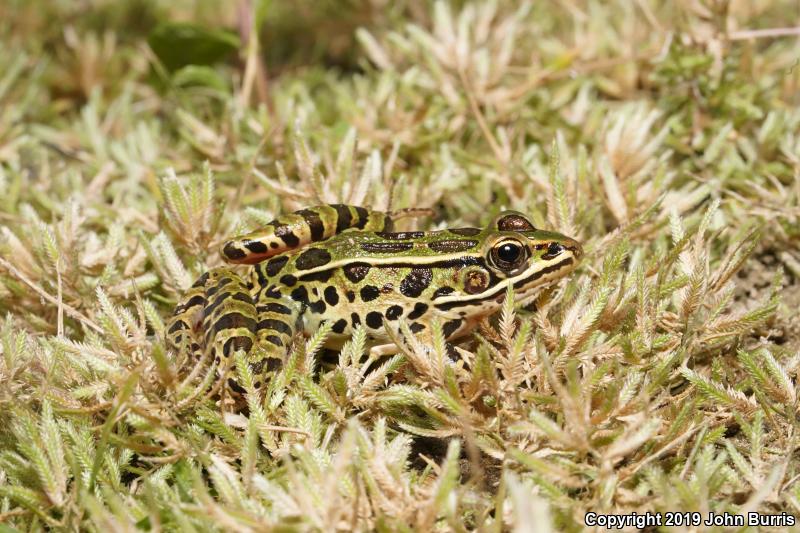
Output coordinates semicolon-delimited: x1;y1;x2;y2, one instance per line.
166;204;582;394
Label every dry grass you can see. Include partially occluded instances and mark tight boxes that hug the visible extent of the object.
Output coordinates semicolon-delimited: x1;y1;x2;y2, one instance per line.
1;0;800;530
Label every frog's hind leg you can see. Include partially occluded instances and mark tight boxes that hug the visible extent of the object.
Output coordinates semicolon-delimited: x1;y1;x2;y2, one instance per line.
171;268;299;396
220;204;393;264
249;287;301;387
166;272;210;361
204;275;301;392
199;270;260;394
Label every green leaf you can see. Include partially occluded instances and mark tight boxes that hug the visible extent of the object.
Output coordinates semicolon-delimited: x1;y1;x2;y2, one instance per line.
148;22;240;72
171;65;230;92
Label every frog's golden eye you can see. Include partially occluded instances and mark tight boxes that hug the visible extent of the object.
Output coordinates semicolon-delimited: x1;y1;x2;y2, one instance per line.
489;239;528;271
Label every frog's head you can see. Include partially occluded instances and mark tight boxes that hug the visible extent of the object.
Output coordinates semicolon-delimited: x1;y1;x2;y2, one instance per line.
483;211;581;300
436;211;582;316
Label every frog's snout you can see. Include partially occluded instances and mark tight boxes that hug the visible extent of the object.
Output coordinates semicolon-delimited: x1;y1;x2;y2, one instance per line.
564;238;583;260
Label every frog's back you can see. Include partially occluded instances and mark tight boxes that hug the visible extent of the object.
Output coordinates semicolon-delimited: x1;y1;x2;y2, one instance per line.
253;226;487;343
253;221;580;344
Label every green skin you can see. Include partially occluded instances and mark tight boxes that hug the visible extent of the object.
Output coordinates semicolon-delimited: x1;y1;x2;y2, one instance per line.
167;205;582;393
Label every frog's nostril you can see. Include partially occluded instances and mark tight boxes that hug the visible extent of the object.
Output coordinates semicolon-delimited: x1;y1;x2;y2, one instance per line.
547;242;564;256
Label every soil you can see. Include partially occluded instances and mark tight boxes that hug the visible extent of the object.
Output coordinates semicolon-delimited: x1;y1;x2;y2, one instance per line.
734;248;800;355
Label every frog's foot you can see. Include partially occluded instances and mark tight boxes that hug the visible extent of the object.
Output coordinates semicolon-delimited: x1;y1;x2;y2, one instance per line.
166;272;208;363
369;343;400;358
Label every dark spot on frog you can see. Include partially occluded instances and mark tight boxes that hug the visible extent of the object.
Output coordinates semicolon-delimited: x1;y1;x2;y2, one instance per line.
385;305;403;320
408;302;428;320
299;270;333;283
265;285;282;299
228;378;246;394
354;206;370;228
442;319;463;338
290;286;309;305
361;242;414;253
366;311;383;329
256;319;291;336
343;262;371;283
400;267;432;298
256;268;270;287
375;231;425;240
192;271;210;288
224;335;253;357
266;256;289;277
433;286;455;298
324;286;339;306
360;285;380;302
428;239;478;253
264;335;283;347
271;222;300;247
222;242;246;260
297;208;325;241
296;247;333;270
245;240;269;254
334;204;353;232
259;302;292;315
168;320;189;334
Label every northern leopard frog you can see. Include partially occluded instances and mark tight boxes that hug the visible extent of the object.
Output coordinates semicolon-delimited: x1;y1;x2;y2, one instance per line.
167;204;582;393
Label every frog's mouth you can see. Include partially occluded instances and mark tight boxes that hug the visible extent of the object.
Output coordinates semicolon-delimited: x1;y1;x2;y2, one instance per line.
508;255;579;304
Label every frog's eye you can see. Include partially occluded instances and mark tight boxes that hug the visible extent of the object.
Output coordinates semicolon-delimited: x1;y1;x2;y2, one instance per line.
490;239;528;271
